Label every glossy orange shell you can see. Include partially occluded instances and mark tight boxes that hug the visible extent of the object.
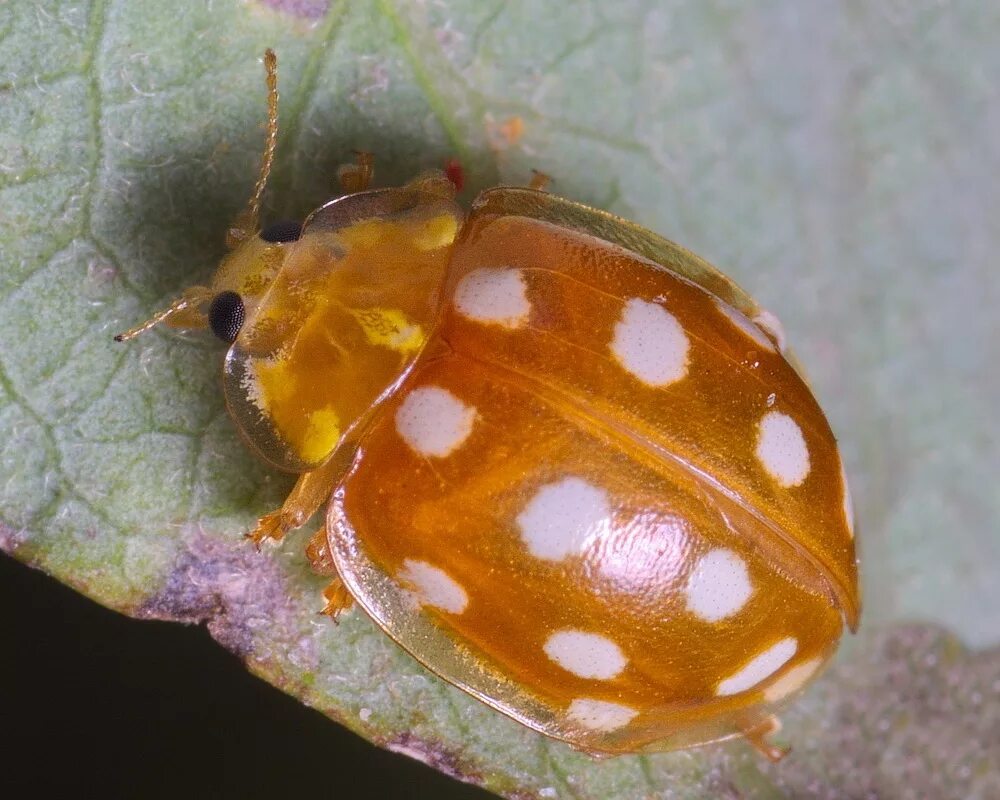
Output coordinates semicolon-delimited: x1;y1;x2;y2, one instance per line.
234;182;859;754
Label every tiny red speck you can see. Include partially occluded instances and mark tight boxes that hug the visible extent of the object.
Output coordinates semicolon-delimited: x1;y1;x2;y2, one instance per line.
444;158;465;191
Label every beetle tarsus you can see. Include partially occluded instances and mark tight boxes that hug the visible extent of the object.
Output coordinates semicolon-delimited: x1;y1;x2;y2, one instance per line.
319;578;354;622
528;169;552;191
338;151;375;193
305;525;337;576
742;714;790;762
246;509;292;548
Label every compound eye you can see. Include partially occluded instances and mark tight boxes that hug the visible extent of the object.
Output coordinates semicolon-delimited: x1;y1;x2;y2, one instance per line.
208;291;245;343
259;219;303;243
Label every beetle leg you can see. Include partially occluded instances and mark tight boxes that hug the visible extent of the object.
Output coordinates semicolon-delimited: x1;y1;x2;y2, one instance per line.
528;169;551;191
305;525;336;575
741;714;789;762
246;508;297;548
305;524;355;621
245;457;343;547
337;151;375;193
319;577;355;622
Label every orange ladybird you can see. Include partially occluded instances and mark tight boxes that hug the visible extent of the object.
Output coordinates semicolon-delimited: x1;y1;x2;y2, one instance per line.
117;51;859;760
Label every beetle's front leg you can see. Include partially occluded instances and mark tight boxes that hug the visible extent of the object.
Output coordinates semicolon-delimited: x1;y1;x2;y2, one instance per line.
246;456;344;547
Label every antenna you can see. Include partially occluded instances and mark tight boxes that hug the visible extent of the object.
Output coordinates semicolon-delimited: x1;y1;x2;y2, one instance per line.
228;49;280;247
115;51;281;342
113;286;213;342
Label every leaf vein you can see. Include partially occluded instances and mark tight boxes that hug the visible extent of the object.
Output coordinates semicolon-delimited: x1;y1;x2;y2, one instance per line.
276;0;350;216
377;0;471;167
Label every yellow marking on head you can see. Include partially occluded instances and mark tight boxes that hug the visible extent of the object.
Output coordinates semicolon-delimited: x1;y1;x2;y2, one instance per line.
300;407;342;465
334;213;459;254
336;218;389;249
349;308;425;354
240;336;343;466
243;351;295;414
412;213;459;251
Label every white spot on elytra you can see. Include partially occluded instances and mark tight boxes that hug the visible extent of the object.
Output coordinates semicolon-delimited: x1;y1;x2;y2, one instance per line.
715;299;776;352
840;460;855;538
543;630;628;680
398;559;468;614
716;637;798;696
566;698;638;732
611;298;689;386
685;548;754;622
516;477;610;560
395;386;476;458
756;411;811;487
763;657;823;703
753;309;787;352
454;268;530;328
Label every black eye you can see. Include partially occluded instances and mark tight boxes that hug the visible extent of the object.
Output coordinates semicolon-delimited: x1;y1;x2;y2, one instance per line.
259;219;303;243
208;291;245;343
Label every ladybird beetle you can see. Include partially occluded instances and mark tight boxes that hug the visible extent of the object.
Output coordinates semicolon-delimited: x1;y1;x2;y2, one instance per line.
117;51;859;761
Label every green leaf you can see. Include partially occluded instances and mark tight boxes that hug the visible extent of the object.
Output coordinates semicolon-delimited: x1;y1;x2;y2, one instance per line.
2;1;998;797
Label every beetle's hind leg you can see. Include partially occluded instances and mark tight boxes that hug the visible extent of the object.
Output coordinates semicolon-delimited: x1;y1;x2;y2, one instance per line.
337;151;375;193
741;714;789;762
306;526;355;621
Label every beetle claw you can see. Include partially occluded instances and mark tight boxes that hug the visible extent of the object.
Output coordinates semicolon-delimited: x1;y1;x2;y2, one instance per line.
319;578;354;623
742;714;790;762
246;509;291;548
305;526;337;575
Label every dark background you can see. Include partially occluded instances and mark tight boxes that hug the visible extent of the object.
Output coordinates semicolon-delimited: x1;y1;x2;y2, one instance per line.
1;554;494;799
